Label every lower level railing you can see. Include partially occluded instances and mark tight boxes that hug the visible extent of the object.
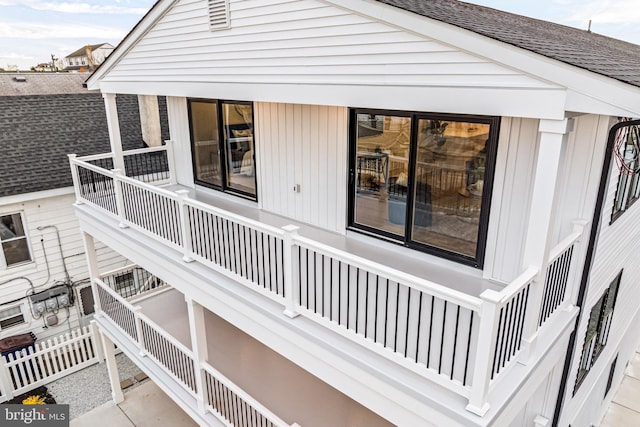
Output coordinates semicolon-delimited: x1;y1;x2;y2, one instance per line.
202;362;293;427
94;277;295;426
72;155;586;415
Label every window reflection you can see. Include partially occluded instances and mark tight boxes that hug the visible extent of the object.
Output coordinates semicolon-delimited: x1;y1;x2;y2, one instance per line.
351;110;497;264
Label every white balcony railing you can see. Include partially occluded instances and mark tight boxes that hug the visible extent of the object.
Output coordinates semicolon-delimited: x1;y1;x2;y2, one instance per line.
71;154;585;415
93;276;297;427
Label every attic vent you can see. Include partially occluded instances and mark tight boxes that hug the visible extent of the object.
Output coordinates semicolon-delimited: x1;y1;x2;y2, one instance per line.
208;0;230;30
13;76;26;82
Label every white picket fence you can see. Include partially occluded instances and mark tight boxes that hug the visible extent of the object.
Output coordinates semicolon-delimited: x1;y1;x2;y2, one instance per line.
0;323;102;402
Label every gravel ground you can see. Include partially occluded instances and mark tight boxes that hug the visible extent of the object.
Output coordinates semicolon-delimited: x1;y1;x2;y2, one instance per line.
46;353;149;420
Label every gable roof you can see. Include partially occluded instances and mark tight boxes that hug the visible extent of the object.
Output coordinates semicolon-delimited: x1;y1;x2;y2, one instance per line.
65;43;114;58
90;0;640;92
378;0;640;88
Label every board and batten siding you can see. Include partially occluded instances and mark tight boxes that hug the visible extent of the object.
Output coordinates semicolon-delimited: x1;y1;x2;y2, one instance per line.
0;193;128;341
553;115;612;241
559;125;640;426
98;0;562;118
484;117;538;283
255;102;348;233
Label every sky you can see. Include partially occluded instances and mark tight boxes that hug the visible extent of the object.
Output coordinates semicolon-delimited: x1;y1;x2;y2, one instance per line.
1;0;640;70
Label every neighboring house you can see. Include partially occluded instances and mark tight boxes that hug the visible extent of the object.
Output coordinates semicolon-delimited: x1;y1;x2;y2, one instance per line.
63;43;115;71
69;1;640;426
0;72;168;343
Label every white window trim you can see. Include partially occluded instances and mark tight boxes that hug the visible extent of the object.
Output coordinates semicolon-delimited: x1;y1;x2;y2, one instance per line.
0;302;27;331
0;211;34;270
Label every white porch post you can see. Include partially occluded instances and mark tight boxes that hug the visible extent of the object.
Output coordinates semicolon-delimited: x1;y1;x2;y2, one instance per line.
102;92;125;172
101;331;124;403
520;118;573;362
186;296;209;413
81;232;102;313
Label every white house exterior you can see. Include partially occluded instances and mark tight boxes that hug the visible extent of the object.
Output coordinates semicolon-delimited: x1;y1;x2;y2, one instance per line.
63;43;115;71
69;1;640;426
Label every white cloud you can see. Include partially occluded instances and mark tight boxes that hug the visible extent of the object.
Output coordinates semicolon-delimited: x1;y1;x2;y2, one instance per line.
0;52;34;59
0;21;127;39
567;0;640;25
0;0;149;14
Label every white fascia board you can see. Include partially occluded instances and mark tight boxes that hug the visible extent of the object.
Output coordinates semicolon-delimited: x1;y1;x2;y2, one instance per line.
99;81;567;120
0;187;74;207
85;0;178;91
324;0;640;118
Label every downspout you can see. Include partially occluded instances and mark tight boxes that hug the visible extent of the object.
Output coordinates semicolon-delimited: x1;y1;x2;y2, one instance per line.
552;118;640;426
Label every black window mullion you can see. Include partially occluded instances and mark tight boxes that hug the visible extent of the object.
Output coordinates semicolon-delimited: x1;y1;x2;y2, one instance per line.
404;115;419;245
217;100;230;193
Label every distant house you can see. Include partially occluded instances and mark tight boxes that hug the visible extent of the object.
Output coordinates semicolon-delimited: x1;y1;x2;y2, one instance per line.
63;43;115;72
0;72;168;342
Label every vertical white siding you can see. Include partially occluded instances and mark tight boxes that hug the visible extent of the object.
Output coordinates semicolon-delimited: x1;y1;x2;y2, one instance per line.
255;102;348;233
0;193;128;340
485;117;539;283
166;96;195;187
554;115;611;240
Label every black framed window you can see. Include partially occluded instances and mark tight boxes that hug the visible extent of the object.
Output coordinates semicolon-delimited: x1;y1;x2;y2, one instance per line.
188;99;257;200
574;271;622;392
611;123;640;222
348;109;500;267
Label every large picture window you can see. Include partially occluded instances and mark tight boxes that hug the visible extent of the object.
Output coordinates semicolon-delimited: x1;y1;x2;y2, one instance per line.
189;99;257;200
348;109;500;267
0;213;32;267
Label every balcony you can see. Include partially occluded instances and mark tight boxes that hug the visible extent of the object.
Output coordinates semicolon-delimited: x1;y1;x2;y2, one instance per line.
93;267;301;427
69;146;585;418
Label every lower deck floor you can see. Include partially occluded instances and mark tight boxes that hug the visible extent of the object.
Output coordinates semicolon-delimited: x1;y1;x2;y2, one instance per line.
71;380;197;427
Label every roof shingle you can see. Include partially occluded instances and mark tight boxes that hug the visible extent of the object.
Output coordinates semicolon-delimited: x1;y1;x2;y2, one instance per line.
377;0;640;87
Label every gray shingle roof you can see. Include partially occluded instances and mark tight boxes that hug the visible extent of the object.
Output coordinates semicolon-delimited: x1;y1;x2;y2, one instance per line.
377;0;640;88
0;73;91;96
0;75;169;197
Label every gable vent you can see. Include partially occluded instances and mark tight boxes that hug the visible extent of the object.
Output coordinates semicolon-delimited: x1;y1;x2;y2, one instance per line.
208;0;230;30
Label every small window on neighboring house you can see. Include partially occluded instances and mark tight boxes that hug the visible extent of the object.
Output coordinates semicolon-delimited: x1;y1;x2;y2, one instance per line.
0;213;32;268
574;271;623;393
611;123;640;222
208;0;230;30
0;305;25;330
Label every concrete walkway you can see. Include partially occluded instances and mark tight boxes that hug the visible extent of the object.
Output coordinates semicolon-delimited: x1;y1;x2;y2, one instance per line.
600;347;640;426
70;380;197;427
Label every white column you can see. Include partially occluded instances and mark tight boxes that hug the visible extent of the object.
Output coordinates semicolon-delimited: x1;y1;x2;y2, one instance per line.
466;289;502;416
282;225;300;318
103;92;125;172
186;296;209;413
520;118;573;362
101;331;124;403
81;232;102;313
